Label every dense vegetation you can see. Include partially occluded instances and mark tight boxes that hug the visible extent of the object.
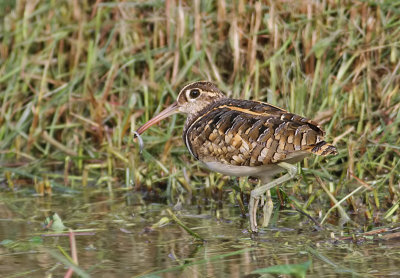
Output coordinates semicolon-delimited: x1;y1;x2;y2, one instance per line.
1;0;399;229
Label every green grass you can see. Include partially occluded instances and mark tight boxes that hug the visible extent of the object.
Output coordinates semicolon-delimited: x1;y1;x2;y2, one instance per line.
0;1;399;229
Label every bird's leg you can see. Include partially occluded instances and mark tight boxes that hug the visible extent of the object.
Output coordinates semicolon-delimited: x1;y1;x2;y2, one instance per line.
258;185;273;228
249;195;260;232
249;162;298;232
262;189;273;228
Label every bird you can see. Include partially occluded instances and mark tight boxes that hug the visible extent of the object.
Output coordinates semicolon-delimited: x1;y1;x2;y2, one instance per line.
136;81;337;232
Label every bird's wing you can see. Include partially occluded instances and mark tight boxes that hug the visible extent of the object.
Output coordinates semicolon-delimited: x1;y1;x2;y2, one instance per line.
184;99;336;167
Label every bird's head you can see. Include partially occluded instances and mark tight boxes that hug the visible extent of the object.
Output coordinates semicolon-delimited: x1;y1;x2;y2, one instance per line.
136;81;226;135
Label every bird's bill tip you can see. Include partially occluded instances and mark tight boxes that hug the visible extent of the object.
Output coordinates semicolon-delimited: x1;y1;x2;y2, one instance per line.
135;102;179;135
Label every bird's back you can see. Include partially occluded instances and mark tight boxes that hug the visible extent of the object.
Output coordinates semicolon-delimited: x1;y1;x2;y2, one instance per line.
183;98;337;168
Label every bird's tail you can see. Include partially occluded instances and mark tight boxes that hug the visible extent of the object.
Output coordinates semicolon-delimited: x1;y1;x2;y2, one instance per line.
310;141;338;156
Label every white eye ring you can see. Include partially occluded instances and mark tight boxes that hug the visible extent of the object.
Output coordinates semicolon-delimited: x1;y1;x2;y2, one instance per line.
186;89;200;101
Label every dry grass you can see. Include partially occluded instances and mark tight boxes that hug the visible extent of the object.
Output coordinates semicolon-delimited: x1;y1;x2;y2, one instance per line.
0;0;399;228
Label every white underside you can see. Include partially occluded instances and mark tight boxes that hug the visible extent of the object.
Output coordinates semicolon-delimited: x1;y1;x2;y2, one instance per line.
203;152;309;182
203;161;285;181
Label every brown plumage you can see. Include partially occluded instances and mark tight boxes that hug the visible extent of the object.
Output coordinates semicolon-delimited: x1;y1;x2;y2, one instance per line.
136;81;337;232
184;97;336;166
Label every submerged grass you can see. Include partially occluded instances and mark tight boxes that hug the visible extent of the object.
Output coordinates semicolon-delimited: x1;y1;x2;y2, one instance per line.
0;1;399;230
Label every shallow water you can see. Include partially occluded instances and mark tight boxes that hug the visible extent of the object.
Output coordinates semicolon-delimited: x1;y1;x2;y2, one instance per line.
0;190;399;277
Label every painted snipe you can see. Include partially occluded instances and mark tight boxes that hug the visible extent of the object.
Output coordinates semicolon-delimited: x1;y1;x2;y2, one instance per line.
136;81;337;232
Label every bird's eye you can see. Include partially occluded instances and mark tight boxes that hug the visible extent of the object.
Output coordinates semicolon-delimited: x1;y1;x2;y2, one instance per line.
189;89;200;99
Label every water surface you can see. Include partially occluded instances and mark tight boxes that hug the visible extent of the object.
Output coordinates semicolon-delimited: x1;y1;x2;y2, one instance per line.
0;190;399;277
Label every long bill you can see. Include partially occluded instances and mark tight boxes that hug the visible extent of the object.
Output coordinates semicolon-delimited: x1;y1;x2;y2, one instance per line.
136;102;179;135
